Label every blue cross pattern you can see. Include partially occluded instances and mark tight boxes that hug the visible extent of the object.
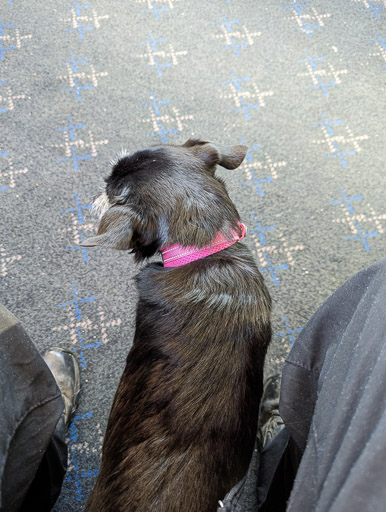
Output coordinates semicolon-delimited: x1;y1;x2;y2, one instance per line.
313;114;357;167
141;94;178;143
249;215;288;286
56;118;91;171
360;1;385;19
56;286;101;368
139;33;173;77
274;314;303;348
61;193;92;261
224;72;260;121
142;1;170;19
61;52;93;99
330;187;380;252
0;18;16;60
370;32;386;66
67;411;99;501
65;2;96;39
240;143;266;195
216;16;249;56
0;150;9;191
298;51;337;96
240;142;279;196
283;1;322;37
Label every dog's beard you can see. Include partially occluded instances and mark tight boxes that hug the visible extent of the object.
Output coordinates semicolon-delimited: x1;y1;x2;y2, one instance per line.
92;191;111;219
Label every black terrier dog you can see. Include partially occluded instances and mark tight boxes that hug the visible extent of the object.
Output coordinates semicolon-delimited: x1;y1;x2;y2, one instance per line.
82;139;271;512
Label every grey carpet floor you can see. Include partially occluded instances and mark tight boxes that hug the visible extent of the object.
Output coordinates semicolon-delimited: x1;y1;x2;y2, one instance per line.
1;0;385;510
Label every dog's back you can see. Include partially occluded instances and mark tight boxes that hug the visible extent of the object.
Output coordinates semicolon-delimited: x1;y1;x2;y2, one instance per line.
83;140;271;511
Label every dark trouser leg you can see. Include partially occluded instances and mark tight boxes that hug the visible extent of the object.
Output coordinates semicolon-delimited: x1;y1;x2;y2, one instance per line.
258;435;299;512
0;304;65;511
19;417;68;512
280;259;386;512
215;260;386;512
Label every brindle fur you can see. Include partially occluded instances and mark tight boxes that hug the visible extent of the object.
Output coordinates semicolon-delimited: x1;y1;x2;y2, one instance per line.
82;139;272;512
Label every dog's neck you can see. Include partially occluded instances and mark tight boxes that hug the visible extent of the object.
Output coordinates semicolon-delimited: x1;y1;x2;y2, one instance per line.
160;222;247;268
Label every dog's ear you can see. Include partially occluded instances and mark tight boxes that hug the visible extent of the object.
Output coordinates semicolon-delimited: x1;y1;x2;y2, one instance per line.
206;142;248;170
184;139;248;170
81;205;133;250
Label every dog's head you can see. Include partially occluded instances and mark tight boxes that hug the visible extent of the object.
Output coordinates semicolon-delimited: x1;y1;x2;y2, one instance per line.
82;139;248;262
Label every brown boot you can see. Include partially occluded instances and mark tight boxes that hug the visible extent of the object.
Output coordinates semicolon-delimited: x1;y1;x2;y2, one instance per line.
42;348;80;428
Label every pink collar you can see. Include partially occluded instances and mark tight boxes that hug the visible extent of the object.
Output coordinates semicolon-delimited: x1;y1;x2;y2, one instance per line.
160;222;247;268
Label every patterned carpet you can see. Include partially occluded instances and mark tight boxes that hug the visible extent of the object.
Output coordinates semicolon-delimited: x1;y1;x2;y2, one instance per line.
1;1;385;510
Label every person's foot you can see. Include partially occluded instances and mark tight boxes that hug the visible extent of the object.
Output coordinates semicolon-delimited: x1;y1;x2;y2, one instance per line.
258;373;284;448
42;348;80;428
